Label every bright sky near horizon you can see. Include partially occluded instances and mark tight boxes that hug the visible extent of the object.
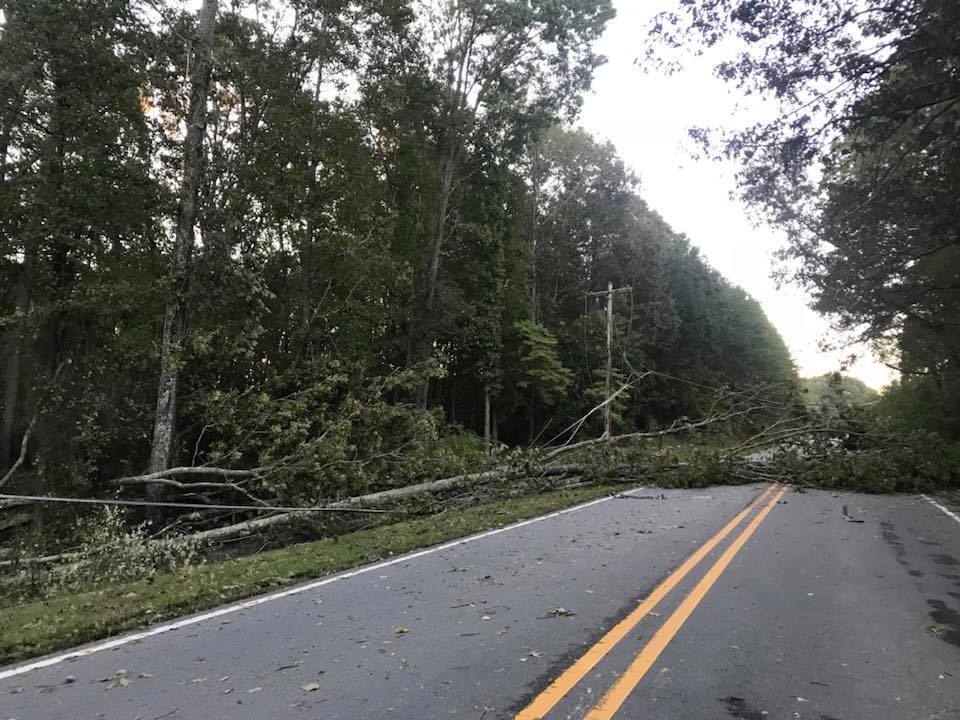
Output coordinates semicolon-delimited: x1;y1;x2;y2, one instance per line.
578;1;896;390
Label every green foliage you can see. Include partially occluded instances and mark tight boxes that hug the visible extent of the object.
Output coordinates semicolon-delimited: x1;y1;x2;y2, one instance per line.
6;508;199;601
184;361;490;503
514;126;798;439
513;320;573;405
584;367;629;432
648;0;960;441
800;373;877;412
668;449;731;489
877;376;960;440
763;429;960;494
0;0;804;560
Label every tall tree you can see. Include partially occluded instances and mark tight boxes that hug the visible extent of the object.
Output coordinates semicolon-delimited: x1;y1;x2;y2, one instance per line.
648;0;960;435
410;0;614;404
0;0;162;474
148;0;218;475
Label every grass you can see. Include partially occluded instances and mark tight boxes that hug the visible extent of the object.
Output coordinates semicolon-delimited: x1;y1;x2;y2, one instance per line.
935;488;960;513
0;483;620;666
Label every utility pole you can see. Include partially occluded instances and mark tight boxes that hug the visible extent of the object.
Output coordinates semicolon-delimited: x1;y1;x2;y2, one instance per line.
587;282;631;439
605;281;613;438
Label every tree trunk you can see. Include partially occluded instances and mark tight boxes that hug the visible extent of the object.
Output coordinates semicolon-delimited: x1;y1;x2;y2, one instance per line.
530;142;540;321
483;384;491;454
293;42;328;365
528;387;536;445
424;145;457;315
415;146;457;408
299;217;314;358
0;95;19;463
0;326;23;468
0;254;27;468
1;60;59;471
148;0;218;482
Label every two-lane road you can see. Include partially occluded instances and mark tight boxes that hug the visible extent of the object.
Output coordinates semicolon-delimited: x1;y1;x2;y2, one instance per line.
2;484;958;719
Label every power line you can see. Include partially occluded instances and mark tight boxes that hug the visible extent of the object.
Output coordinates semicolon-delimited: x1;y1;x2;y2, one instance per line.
0;494;390;514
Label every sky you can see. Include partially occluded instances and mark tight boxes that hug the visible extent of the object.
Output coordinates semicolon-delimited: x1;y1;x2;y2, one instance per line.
577;2;896;390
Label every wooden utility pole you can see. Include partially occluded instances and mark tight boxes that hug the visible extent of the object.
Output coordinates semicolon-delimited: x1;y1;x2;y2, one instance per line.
605;281;614;438
588;283;631;439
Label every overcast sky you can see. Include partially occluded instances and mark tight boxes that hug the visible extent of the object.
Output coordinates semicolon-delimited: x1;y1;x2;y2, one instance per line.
577;1;895;389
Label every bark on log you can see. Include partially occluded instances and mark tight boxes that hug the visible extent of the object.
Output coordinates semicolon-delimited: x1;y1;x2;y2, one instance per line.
182;468;506;544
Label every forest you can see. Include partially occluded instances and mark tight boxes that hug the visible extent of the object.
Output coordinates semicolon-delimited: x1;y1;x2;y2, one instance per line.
0;0;958;626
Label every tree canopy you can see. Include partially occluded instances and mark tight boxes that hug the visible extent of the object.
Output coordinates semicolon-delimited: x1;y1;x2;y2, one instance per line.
648;0;960;438
1;1;797;525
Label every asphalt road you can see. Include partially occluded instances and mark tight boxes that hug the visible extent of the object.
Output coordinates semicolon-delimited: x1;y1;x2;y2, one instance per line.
2;484;959;719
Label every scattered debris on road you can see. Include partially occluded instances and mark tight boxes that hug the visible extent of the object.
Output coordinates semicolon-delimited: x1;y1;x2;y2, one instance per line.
842;505;865;523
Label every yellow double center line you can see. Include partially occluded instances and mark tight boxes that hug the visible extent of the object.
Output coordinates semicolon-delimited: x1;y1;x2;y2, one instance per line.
515;483;787;720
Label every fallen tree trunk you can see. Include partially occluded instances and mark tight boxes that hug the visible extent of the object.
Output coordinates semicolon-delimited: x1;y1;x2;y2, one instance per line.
0;549;79;569
110;465;272;485
12;408;774;557
1;360;68;489
182;460;670;545
0;414;36;489
110;476;269;507
544;408;760;461
182;468;508;544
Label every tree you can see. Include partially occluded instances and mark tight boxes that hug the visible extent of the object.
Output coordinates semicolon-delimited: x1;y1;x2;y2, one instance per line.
648;0;960;436
0;0;164;479
513;320;573;442
0;0;803;548
148;0;218;477
409;0;614;404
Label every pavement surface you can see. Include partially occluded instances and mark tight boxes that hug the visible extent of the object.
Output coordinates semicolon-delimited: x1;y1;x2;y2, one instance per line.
2;484;959;719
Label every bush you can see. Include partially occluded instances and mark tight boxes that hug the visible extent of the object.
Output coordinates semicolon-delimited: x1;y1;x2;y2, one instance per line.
4;508;200;600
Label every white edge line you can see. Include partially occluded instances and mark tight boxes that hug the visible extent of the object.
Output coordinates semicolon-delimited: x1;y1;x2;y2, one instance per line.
921;494;960;524
0;490;642;680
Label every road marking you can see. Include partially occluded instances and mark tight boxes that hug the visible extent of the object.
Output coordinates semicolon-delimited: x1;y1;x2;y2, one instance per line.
0;485;672;680
921;494;960;525
584;486;788;720
514;483;777;720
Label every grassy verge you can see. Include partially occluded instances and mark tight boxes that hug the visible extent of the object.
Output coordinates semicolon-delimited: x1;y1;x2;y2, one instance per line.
935;488;960;513
0;483;620;667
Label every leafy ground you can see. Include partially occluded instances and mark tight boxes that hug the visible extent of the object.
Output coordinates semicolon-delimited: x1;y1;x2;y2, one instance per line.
0;483;620;666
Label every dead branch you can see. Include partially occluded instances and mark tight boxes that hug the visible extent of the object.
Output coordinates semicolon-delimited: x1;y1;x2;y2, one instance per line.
721;416;808;457
109;465;271;485
0;359;69;489
110;476;269;507
0;414;37;489
543;374;651;451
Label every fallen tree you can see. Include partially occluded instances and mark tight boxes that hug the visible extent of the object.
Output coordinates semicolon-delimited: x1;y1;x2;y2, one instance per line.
184;468;509;543
543;407;762;461
156;410;761;546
